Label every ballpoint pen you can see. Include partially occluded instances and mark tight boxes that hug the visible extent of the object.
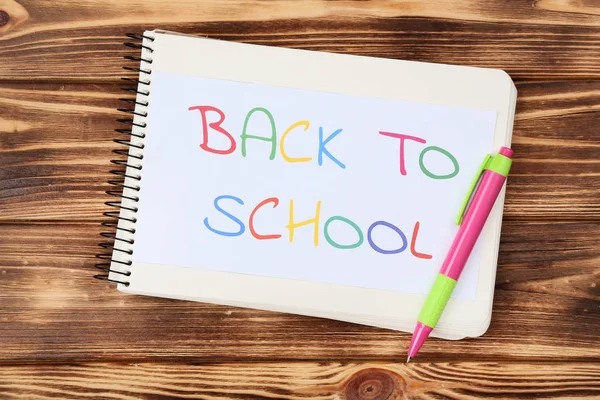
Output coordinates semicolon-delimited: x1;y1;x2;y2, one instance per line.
407;146;514;362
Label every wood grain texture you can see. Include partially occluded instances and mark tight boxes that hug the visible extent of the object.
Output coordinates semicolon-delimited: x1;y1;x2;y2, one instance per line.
1;0;600;397
1;1;600;80
1;81;599;221
1;361;599;400
0;83;121;220
0;222;597;363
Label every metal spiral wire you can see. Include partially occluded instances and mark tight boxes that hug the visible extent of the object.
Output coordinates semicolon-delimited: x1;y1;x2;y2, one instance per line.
95;33;155;286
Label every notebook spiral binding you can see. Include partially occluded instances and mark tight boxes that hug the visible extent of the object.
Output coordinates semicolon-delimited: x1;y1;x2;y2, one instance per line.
94;33;155;287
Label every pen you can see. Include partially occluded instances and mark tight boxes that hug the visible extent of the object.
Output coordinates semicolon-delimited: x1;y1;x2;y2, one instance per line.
407;146;514;362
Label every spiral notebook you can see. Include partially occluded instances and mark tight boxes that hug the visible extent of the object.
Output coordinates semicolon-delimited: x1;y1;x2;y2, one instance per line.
97;30;517;339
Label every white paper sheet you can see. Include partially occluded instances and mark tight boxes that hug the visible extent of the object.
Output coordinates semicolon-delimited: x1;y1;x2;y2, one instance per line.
133;71;497;300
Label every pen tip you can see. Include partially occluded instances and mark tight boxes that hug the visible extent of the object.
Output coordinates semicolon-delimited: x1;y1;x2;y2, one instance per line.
406;356;411;363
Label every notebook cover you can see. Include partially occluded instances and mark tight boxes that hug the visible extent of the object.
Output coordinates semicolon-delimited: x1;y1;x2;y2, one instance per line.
103;30;517;339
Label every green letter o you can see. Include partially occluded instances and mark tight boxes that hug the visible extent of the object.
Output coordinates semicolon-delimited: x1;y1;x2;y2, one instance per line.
419;146;459;179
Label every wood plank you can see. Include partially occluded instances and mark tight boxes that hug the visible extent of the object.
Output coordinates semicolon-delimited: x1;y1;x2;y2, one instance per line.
0;83;121;220
1;81;599;221
1;361;599;400
0;1;600;80
0;222;597;363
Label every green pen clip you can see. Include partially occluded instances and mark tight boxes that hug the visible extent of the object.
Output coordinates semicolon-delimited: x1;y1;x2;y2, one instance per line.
455;154;492;225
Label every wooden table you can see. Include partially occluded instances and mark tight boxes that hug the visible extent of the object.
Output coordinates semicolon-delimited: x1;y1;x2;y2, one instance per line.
1;1;599;398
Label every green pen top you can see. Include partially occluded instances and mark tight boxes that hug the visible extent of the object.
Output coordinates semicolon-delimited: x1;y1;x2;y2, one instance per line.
455;151;513;225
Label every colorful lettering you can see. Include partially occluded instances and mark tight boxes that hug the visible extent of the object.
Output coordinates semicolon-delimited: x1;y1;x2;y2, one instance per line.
378;132;426;175
318;127;346;169
249;197;282;240
191;105;460;260
286;200;322;246
280;120;313;163
410;221;433;259
189;105;236;155
419;146;460;179
241;107;277;160
323;216;364;249
203;195;435;259
367;221;408;254
203;195;245;237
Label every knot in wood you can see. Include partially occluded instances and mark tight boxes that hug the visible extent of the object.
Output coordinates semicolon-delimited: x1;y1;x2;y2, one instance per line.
344;368;404;400
0;10;9;27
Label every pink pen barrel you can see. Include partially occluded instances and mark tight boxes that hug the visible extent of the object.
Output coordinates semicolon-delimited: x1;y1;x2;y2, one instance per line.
439;147;513;280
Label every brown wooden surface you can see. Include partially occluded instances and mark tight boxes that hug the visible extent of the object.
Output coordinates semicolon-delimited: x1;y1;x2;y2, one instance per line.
1;362;599;400
1;0;599;399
